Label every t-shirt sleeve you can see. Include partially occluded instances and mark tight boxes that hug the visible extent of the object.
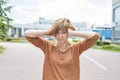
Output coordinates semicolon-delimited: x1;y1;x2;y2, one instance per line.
25;36;51;55
73;33;99;55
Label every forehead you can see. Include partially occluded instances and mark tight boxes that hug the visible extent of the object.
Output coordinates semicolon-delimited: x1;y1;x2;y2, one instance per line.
57;27;67;32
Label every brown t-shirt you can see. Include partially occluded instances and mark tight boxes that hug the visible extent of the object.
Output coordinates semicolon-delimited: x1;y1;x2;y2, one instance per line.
25;33;99;80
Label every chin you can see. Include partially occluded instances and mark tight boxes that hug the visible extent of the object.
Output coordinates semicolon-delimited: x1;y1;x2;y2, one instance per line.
57;39;67;44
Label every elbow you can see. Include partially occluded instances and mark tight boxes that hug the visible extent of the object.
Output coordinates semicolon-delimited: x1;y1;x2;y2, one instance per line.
87;32;99;39
96;32;99;37
24;30;32;37
24;30;29;37
95;32;100;39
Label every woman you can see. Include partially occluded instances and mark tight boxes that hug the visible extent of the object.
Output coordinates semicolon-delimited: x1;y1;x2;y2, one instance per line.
24;18;99;80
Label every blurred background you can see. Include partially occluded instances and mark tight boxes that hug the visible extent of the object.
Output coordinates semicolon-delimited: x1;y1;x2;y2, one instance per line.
0;0;120;80
0;0;120;50
0;0;120;42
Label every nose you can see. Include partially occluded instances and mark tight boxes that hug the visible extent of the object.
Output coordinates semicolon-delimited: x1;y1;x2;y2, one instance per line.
59;33;63;38
59;33;62;38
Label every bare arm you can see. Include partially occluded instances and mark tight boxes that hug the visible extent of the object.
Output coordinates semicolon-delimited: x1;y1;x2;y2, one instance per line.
68;30;99;39
24;30;47;38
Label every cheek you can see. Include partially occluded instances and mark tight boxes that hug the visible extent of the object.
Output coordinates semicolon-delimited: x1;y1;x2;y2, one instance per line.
66;36;68;40
63;34;68;40
65;33;68;37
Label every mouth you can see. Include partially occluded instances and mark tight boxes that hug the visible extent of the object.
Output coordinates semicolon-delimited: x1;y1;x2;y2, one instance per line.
57;39;64;42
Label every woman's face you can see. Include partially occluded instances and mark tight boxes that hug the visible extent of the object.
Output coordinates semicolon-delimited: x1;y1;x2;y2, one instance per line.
55;28;68;45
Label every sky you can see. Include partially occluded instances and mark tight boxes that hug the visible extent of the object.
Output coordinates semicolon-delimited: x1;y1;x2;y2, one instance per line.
8;0;112;25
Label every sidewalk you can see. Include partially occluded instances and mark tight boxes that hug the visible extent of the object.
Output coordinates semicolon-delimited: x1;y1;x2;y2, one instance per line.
0;42;44;80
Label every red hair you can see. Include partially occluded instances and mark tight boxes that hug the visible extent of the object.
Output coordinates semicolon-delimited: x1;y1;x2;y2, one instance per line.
46;18;75;36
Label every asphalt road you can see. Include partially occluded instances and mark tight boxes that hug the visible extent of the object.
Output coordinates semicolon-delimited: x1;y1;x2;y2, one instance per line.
0;42;120;80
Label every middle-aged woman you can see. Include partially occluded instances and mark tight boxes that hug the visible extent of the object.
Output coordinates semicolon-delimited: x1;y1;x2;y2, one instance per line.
24;17;99;80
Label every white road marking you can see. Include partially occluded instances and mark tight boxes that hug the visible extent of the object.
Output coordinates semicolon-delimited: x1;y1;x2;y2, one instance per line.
83;54;108;71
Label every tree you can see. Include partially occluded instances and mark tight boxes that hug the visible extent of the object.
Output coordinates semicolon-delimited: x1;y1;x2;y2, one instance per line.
0;0;13;41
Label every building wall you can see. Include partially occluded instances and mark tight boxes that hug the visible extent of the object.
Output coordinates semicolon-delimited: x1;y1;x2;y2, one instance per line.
113;0;120;5
8;18;86;38
112;0;120;42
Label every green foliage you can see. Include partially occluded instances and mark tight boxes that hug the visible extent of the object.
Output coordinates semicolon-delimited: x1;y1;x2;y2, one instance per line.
72;39;79;42
102;45;120;51
5;37;28;43
0;0;13;41
6;37;19;42
96;41;111;46
93;42;120;52
102;45;113;49
0;45;5;53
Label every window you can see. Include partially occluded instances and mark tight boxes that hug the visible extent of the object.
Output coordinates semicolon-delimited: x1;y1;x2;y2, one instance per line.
115;7;120;23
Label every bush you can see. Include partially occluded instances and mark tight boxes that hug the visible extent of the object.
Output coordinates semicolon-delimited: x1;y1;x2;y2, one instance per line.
96;41;111;46
0;46;5;53
6;37;19;42
93;43;120;52
102;45;113;49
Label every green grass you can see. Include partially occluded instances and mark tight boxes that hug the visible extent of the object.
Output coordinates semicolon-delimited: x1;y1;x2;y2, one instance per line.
6;37;28;43
71;39;120;52
0;46;5;53
93;44;120;52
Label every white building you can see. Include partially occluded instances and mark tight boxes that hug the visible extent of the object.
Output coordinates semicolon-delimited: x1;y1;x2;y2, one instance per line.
112;0;120;42
8;23;51;37
8;17;92;38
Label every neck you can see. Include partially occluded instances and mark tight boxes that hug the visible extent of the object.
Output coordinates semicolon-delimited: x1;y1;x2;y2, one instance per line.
57;42;70;52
